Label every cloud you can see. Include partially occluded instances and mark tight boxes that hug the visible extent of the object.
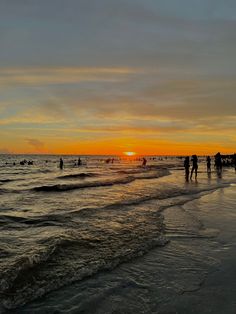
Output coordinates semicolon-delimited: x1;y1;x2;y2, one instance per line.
0;67;138;87
26;138;44;150
1;74;236;138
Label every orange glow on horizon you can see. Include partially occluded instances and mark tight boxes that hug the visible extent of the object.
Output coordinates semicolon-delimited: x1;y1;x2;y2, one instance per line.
1;133;235;156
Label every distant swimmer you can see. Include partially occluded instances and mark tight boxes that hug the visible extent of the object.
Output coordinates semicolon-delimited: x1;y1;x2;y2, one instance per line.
78;158;82;166
142;157;147;166
206;156;211;173
190;154;198;180
184;156;190;181
59;158;64;170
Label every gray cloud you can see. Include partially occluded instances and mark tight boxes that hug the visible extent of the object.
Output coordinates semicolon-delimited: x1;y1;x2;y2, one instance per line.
26;138;44;150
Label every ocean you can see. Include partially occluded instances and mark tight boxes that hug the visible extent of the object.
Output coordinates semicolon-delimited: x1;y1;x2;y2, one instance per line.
0;155;236;313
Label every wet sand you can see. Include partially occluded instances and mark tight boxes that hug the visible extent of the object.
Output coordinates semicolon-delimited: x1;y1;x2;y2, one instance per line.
158;185;236;314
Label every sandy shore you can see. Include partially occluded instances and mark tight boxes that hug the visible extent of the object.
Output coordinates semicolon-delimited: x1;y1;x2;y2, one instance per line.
158;184;236;314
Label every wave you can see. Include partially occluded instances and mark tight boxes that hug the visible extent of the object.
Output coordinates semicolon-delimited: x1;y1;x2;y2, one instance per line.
33;169;170;192
0;179;14;183
0;178;25;184
117;165;174;175
0;188;12;194
0;177;231;310
0;225;168;310
0;214;69;230
58;172;97;179
38;169;54;174
70;183;222;219
33;176;135;192
0;188;22;194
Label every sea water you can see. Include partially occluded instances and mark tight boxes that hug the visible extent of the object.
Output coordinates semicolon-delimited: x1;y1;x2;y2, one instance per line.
0;155;235;312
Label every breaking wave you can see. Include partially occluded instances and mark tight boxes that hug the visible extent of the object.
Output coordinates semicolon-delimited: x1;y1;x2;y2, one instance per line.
33;169;170;192
0;221;168;309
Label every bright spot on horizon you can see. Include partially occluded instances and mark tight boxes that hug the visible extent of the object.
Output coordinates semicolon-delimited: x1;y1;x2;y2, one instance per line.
123;152;136;156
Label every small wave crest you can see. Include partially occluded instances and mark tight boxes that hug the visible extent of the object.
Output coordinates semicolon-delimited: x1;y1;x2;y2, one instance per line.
34;169;170;192
58;172;97;179
33;176;135;192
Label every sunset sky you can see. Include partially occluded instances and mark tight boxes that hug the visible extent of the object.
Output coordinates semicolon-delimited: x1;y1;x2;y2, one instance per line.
0;0;236;155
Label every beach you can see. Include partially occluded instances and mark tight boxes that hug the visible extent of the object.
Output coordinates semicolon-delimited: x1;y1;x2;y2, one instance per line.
0;155;236;313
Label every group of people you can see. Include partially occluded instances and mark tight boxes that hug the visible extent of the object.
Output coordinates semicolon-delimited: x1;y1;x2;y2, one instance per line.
58;153;235;176
184;155;198;181
183;152;229;181
59;157;82;170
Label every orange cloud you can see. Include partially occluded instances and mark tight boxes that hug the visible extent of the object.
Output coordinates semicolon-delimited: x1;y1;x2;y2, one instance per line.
0;67;138;86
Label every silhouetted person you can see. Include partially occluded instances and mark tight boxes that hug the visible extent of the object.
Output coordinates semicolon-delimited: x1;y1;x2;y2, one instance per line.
206;156;211;173
233;153;236;172
190;154;198;180
142;157;147;166
215;152;222;174
59;158;64;170
78;158;82;166
184;156;190;181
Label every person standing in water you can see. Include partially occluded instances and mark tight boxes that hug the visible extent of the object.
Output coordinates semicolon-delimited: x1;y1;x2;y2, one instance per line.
233;153;236;172
78;158;82;166
59;158;64;170
142;157;147;166
206;156;211;173
215;152;222;173
184;156;190;181
190;154;198;180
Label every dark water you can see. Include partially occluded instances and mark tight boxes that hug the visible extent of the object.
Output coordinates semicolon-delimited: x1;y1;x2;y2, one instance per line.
0;155;235;312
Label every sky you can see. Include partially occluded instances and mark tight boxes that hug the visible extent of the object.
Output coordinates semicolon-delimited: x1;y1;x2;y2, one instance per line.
0;0;236;155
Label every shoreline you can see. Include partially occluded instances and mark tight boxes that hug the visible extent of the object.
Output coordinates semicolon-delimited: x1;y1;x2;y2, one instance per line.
157;184;236;313
14;182;236;314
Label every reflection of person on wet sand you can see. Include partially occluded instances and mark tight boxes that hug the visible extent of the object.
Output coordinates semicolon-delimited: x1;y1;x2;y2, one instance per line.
184;156;190;181
190;155;198;180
